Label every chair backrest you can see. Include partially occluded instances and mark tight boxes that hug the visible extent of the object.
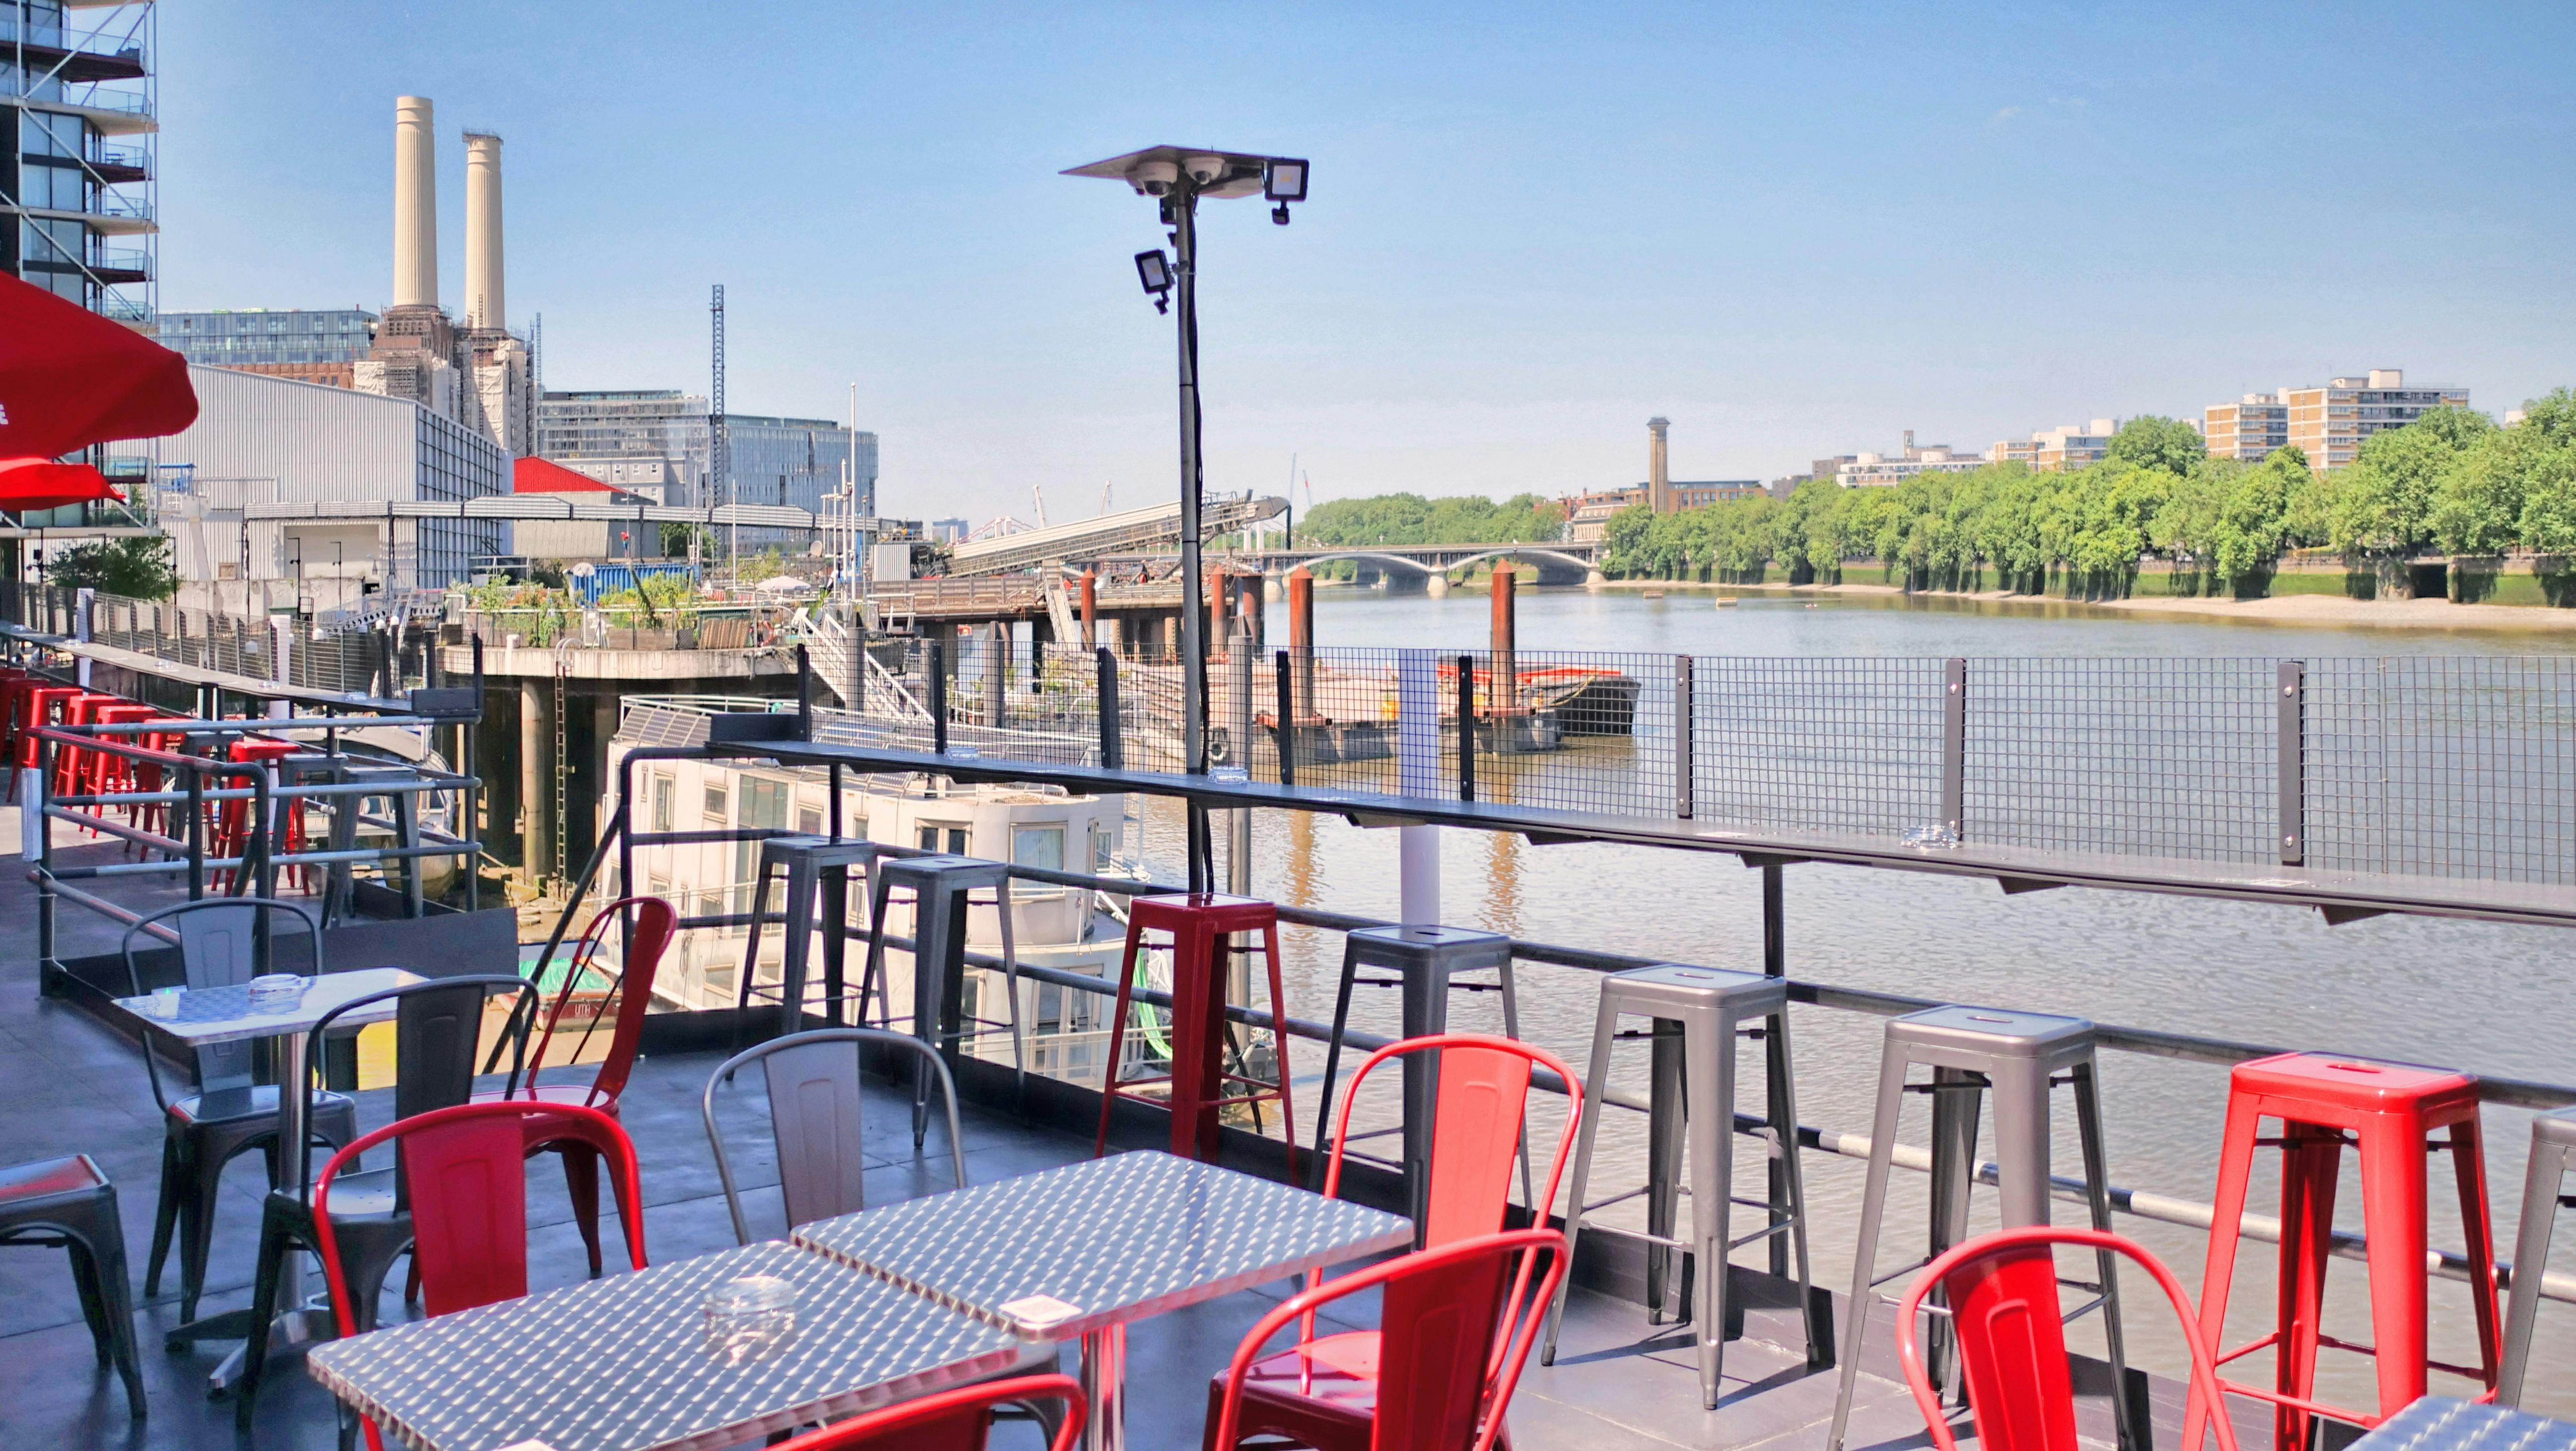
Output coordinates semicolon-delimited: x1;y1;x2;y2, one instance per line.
1324;1032;1584;1248
297;974;542;1195
702;1028;967;1244
519;895;677;1106
121;897;324;1108
772;1373;1084;1451
311;1101;645;1332
1214;1228;1567;1451
1895;1226;2242;1451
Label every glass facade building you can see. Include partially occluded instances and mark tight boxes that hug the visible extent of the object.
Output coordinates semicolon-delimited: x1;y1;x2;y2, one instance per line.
3;0;158;322
160;308;378;367
535;389;879;516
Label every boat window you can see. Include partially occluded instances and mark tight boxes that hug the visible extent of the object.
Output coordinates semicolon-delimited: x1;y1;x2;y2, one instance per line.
919;824;968;854
1091;824;1113;873
1012;824;1064;872
702;781;727;822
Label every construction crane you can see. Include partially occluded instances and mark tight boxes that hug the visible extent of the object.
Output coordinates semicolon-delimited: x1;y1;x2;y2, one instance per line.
710;284;729;570
1099;480;1114;516
1031;484;1048;528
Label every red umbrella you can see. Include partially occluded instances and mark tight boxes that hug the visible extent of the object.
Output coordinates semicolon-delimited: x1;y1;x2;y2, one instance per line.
0;273;198;460
0;458;125;511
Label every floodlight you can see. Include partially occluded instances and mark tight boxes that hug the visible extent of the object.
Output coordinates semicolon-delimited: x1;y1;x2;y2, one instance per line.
1134;249;1173;313
1264;158;1307;202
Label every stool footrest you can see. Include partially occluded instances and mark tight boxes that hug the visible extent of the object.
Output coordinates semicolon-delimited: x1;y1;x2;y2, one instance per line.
1577;1185;1653;1215
2209;1374;2379;1429
1729;1221;1794;1251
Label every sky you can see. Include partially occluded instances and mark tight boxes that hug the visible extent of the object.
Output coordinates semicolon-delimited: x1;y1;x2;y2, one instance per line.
161;2;2576;526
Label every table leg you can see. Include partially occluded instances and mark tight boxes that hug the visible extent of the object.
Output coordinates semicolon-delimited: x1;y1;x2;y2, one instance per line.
1078;1324;1126;1451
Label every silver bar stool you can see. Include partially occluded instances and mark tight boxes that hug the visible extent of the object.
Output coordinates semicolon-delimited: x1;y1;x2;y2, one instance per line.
1311;923;1530;1218
859;854;1026;1142
733;835;887;1045
1542;964;1822;1409
2500;1109;2575;1408
1825;1004;2139;1451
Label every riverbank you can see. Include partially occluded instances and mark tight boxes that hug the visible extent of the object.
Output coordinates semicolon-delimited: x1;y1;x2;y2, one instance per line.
1594;576;2576;633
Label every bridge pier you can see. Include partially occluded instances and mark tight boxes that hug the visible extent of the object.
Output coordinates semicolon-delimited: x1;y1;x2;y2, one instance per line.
1425;573;1449;598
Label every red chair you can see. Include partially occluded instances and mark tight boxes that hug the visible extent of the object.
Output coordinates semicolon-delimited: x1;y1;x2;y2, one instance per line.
50;691;125;797
83;704;159;837
2182;1053;2501;1451
213;736;310;890
771;1373;1086;1451
312;1101;648;1451
1209;1033;1582;1448
1897;1226;2242;1451
1094;892;1295;1173
472;895;678;1276
1208;1227;1568;1451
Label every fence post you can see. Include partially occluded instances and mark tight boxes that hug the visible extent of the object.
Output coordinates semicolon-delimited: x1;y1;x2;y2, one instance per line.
1674;654;1693;820
1095;646;1122;770
1274;649;1295;787
1941;657;1967;839
2278;660;2305;866
1456;652;1476;803
928;640;949;756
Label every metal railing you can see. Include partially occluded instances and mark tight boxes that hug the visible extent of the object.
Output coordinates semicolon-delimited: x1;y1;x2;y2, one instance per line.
4;585;437;699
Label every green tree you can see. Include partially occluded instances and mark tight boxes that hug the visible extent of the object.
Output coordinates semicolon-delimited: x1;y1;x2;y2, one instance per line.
2152;462;2229;591
2331;405;2496;593
2517;448;2576;556
2431;428;2540;557
1599;503;1656;577
2106;415;2207;478
2211;451;2299;591
45;535;175;598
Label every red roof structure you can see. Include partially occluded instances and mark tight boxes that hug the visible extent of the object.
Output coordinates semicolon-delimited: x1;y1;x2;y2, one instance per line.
513;456;620;493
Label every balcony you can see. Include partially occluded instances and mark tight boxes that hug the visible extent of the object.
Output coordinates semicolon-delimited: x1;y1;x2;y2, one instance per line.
85;145;149;184
0;19;147;82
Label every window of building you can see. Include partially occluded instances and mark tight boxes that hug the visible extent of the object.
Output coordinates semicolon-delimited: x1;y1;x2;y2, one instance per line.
651;773;674;833
796;806;823;836
703;781;727;821
918;823;969;854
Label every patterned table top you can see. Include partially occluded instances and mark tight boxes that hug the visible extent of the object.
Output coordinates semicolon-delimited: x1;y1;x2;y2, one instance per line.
110;967;422;1047
307;1240;1026;1451
792;1150;1414;1340
2349;1398;2576;1451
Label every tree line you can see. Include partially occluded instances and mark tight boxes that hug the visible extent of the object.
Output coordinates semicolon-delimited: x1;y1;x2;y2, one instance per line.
1599;390;2576;599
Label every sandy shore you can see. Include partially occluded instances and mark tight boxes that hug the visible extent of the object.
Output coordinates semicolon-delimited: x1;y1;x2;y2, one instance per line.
1598;577;2576;634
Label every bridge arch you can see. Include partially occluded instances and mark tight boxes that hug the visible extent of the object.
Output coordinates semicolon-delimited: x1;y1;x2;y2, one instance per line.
1289;552;1438;575
1435;547;1599;576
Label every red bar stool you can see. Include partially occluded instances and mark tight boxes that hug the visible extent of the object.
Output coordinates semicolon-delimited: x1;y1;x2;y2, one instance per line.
2183;1052;2502;1451
215;737;311;891
85;705;159;830
16;685;88;806
52;691;125;800
0;674;37;780
1093;892;1296;1175
129;716;189;842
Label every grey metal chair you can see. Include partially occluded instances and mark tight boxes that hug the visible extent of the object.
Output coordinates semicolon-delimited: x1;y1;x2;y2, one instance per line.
702;1027;967;1245
122;897;359;1323
1824;1004;2138;1451
0;1154;144;1418
1541;964;1822;1409
1311;922;1531;1209
2500;1109;2575;1407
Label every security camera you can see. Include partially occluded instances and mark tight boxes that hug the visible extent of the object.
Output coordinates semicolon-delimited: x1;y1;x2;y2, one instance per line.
1184;154;1228;186
1132;160;1179;197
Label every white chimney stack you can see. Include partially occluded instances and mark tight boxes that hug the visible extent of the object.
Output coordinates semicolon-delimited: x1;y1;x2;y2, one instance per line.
392;97;438;309
463;131;504;330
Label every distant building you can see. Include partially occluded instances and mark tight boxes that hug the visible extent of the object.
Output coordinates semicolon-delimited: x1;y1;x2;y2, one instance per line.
1986;420;2117;472
1561;487;1642;543
1671;480;1764;508
160;310;379;377
1808;455;1857;482
4;0;158;324
2203;393;2290;462
1834;431;1985;487
534;389;877;519
928;518;968;545
2283;370;2468;472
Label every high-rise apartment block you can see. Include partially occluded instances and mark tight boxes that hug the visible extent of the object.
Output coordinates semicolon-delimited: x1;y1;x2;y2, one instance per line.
2203;394;2289;462
4;0;158;324
2280;370;2467;472
159;309;378;386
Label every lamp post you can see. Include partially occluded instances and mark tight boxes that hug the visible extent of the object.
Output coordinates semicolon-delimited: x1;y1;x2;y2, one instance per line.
1066;146;1306;893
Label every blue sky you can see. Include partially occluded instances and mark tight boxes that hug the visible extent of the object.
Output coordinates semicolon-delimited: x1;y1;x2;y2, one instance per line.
163;3;2575;524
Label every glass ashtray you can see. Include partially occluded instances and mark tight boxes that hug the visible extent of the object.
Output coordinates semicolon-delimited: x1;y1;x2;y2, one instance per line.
1208;766;1250;785
1900;823;1961;852
943;745;982;761
704;1274;798;1366
245;974;307;1010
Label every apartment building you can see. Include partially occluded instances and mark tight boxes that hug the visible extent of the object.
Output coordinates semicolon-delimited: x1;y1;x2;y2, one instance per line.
2282;369;2468;472
1836;447;1983;488
2203;393;2290;462
1985;420;2116;472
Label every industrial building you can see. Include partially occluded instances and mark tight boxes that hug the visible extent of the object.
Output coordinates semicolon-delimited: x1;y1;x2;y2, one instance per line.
132;364;508;615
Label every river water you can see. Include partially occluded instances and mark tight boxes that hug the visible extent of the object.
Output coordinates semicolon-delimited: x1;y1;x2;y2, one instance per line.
1126;585;2576;1414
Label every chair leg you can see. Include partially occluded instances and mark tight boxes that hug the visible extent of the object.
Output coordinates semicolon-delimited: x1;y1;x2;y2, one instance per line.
1091;913;1146;1158
1496;957;1535;1212
1767;1006;1826;1368
65;1233;115;1365
1687;1013;1729;1409
561;1143;605;1279
2072;1060;2140;1451
1645;1018;1685;1326
1825;1041;1913;1451
2498;1137;2568;1407
69;1203;147;1418
2355;1114;2433;1422
2275;1122;2344;1451
144;1130;181;1298
178;1138;232;1324
1260;921;1294;1183
236;1213;292;1429
1307;940;1365;1192
2447;1117;2504;1390
1541;994;1622;1365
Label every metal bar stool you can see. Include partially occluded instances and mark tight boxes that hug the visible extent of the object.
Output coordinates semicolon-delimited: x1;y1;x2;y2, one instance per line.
2182;1053;2502;1451
1827;1005;2138;1451
317;762;426;919
859;853;1026;1143
1541;964;1822;1409
2500;1110;2575;1408
1090;892;1295;1174
0;1154;145;1419
732;835;887;1044
1312;923;1530;1215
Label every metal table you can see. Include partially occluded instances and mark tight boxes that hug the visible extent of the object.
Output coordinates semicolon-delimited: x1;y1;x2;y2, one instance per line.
793;1150;1413;1451
2344;1399;2576;1451
109;966;423;1392
308;1239;1029;1451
